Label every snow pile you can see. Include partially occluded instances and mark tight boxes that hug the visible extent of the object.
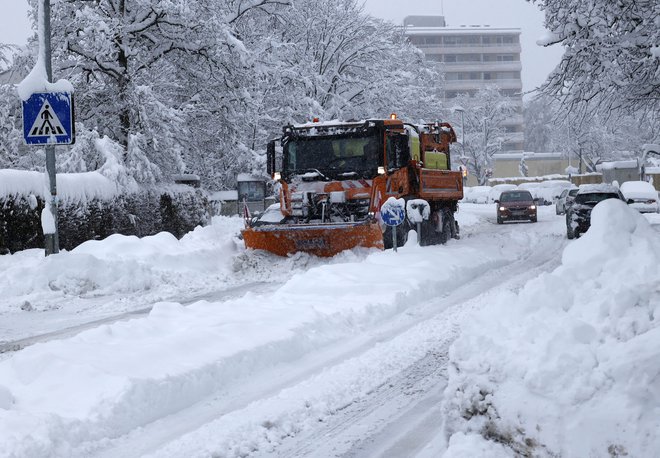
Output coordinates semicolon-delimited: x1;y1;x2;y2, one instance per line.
462;186;491;204
0;216;242;305
443;199;660;457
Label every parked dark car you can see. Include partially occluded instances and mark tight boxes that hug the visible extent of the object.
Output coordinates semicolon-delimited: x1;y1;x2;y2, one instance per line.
566;184;625;239
496;190;537;224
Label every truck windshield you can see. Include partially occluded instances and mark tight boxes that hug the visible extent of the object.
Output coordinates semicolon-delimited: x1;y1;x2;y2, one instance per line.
284;135;380;176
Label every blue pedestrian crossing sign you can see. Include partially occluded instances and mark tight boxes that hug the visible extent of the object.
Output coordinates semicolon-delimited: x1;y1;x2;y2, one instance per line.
22;92;75;145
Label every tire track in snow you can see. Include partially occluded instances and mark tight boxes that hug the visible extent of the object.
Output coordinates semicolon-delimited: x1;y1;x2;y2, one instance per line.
93;231;564;458
0;281;276;355
263;243;561;458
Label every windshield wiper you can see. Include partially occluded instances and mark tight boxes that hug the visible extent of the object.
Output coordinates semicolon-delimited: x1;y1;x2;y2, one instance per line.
299;168;329;181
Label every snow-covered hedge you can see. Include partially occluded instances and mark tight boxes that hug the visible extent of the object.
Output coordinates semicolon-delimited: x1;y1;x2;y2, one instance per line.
0;170;210;253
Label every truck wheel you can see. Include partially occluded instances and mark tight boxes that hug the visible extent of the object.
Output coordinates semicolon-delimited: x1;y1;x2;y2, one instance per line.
440;212;453;245
421;211;445;246
383;224;409;249
419;219;436;246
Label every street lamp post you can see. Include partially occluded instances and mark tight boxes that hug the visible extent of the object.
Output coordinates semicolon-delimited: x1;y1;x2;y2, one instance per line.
452;106;467;186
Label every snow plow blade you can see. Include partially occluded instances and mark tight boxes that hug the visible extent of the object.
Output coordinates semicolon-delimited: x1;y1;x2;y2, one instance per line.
242;220;384;257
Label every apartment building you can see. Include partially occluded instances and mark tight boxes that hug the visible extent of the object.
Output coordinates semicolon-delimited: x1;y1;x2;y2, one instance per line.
404;15;524;153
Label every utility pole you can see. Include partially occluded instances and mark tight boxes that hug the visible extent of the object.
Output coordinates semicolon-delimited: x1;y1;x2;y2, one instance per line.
452;106;467;185
43;0;59;255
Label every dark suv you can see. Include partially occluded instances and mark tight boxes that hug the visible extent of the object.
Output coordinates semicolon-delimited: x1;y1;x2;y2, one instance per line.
566;184;625;239
496;190;537;224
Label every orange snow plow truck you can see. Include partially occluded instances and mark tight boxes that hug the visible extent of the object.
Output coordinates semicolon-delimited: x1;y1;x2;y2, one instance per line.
241;116;464;257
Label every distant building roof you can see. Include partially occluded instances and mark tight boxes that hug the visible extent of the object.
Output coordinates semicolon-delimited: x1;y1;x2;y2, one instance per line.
403;16;446;28
598;160;638;171
494;152;563;160
210;190;238;201
237;173;266;182
405;26;521;36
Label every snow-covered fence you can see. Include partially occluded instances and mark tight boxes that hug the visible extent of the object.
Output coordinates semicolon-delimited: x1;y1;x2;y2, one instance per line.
0;170;210;253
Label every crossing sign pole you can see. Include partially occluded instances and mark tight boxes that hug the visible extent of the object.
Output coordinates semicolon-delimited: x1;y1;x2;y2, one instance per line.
44;0;59;255
42;0;59;255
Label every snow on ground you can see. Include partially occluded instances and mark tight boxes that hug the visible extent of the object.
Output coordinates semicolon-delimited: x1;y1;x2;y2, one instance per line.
0;216;337;342
0;202;657;457
0;204;529;457
443;200;660;457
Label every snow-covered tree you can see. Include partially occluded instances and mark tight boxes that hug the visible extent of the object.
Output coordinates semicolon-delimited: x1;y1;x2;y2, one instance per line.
523;95;557;153
532;0;660;116
525;92;660;171
9;0;443;191
448;86;518;185
257;0;443;124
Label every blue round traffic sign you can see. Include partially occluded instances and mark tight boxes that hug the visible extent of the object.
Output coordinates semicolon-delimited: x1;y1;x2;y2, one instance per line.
381;202;405;227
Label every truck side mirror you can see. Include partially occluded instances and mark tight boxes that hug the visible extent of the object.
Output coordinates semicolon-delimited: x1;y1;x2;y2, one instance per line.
267;140;276;176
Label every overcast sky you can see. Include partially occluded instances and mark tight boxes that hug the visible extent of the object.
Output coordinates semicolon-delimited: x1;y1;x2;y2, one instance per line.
1;0;563;97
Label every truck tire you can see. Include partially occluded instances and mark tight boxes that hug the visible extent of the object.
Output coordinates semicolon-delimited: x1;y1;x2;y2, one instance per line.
383;223;409;249
419;219;437;246
439;211;453;245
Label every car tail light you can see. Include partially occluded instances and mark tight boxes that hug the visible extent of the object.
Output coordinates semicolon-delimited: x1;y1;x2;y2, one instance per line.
646;199;656;204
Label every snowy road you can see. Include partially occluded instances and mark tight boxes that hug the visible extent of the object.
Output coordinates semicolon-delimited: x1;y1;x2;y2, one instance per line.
84;205;567;458
1;204;658;457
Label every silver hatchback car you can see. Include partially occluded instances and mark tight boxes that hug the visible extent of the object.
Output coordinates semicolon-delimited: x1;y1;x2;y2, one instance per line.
555;187;579;215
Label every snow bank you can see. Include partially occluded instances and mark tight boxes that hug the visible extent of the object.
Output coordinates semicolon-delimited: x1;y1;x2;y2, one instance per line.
443;199;660;457
0;216;241;300
462;186;491;204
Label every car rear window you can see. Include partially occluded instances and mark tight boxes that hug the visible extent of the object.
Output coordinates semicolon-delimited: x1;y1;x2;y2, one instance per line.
574;192;619;204
500;191;533;202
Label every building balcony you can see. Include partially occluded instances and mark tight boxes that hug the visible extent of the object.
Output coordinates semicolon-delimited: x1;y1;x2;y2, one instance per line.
418;44;522;54
443;79;522;91
440;62;522;72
